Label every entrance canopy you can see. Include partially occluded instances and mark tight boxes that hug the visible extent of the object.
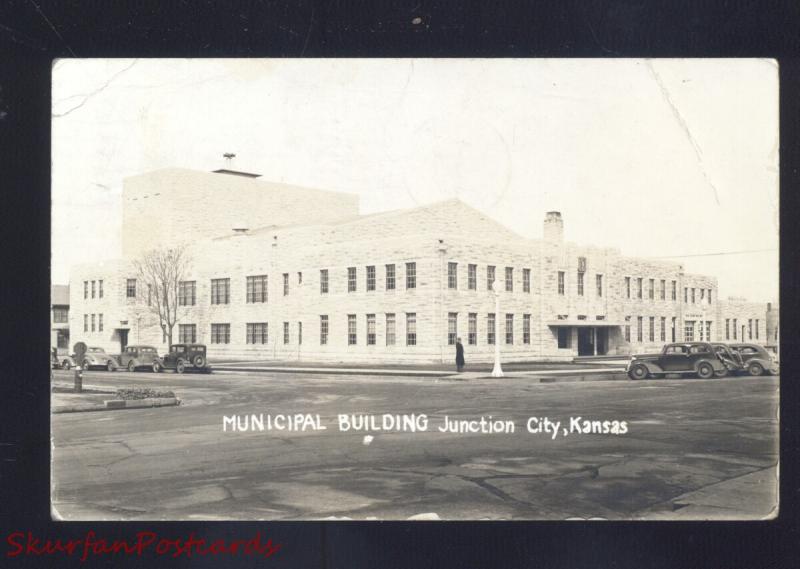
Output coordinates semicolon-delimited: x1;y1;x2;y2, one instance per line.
546;320;623;328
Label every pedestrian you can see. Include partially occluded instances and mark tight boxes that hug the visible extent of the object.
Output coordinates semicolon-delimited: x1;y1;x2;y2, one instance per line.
455;337;465;372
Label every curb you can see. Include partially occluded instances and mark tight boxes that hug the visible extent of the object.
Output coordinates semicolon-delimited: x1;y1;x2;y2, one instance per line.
52;397;181;414
214;366;452;377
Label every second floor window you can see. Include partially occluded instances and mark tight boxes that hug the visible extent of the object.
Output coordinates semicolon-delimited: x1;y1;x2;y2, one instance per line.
671;280;677;300
596;274;603;297
179;280;196;306
320;269;329;293
505;267;513;292
53;307;68;323
448;262;458;289
91;280;96;298
98;279;103;298
468;264;477;290
385;264;396;290
558;271;565;295
406;262;416;289
649;279;655;300
246;275;267;303
660;279;666;300
637;278;643;299
283;273;289;296
625;277;631;299
523;268;531;293
84;281;88;299
487;265;495;289
126;279;136;298
577;272;584;296
348;267;357;292
211;278;230;304
367;266;376;291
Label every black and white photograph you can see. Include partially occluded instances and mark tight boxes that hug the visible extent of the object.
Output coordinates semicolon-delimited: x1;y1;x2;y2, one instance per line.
50;58;779;521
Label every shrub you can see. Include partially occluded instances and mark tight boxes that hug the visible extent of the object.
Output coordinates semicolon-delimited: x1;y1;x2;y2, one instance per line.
115;387;176;400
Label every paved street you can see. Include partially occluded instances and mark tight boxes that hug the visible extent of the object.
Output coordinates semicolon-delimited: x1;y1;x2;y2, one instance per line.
51;368;779;520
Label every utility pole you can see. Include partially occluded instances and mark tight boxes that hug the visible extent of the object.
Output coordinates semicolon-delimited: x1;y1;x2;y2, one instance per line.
491;279;504;378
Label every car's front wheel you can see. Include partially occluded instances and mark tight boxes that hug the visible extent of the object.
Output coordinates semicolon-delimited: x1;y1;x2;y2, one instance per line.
62;360;71;370
127;361;135;372
696;362;714;379
748;362;765;376
628;364;649;380
176;360;186;374
152;361;161;373
107;360;115;372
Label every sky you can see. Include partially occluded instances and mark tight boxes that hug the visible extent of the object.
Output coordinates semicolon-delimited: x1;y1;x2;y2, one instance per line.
52;58;779;302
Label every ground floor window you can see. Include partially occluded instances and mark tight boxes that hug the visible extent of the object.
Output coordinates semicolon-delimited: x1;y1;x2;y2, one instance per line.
725;319;730;340
648;316;655;342
557;327;570;349
320;315;328;345
298;322;303;345
505;314;514;344
406;313;417;346
660;317;666;341
468;313;477;345
448;312;457;345
386;313;395;345
348;314;357;345
523;314;531;344
706;321;712;341
637;316;643;342
624;316;630;342
671;317;676;342
56;329;69;349
367;314;376;345
180;324;198;343
487;313;496;345
684;320;695;342
283;322;290;344
211;323;230;344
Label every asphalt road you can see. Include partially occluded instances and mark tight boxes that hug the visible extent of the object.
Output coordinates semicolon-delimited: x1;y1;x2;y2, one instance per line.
51;368;779;520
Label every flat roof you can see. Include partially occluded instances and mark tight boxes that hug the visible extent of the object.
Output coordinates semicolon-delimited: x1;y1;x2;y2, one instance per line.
211;169;262;178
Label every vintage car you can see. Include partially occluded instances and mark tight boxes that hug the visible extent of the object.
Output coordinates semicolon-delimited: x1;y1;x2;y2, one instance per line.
80;346;119;371
710;342;745;375
627;342;727;380
153;343;211;374
118;345;160;372
728;343;780;376
59;354;77;370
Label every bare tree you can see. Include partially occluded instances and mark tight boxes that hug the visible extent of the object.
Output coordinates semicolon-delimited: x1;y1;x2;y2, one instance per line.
133;246;190;348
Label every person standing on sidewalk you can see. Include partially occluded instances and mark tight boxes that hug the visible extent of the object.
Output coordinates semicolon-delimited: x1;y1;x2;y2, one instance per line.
455;337;465;372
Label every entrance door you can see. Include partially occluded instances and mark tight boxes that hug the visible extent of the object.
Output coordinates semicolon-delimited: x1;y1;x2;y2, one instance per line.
596;328;608;355
119;329;129;353
577;328;594;356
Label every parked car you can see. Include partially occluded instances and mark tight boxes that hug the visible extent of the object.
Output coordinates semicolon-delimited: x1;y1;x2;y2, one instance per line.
59;354;77;370
710;342;745;376
728;343;780;376
80;346;119;371
627;342;727;380
154;343;211;374
118;345;160;372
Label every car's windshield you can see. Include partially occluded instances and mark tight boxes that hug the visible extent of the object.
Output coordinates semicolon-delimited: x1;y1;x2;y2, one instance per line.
140;347;156;353
87;348;104;353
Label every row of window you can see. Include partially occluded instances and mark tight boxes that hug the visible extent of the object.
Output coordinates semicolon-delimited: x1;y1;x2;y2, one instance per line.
189;312;534;347
724;318;760;341
622;277;679;301
82;313;104;333
558;271;604;297
446;264;532;292
83;280;104;300
623;316;679;344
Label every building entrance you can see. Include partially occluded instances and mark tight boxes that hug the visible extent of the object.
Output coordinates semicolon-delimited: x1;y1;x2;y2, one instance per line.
118;329;129;353
577;327;608;356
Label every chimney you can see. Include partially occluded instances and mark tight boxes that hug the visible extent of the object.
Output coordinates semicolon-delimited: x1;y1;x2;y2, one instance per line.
543;211;564;243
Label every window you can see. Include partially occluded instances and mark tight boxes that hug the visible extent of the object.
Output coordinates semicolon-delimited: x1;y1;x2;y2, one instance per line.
523;314;531;344
625;277;631;299
367;266;376;291
706;321;712;341
348;314;357;345
468;264;477;290
684;287;688;303
386;313;396;345
748;319;753;339
298;322;303;345
91;314;96;332
211;278;230;304
448;262;458;289
596;274;603;297
726;319;730;340
406;262;416;289
637;316;643;342
708;289;712;304
755;319;760;339
557;328;570;349
684;321;695;342
179;280;197;306
246;275;268;303
660;280;666;300
283;273;289;296
53;308;68;323
733;318;738;339
649;316;655;342
91;280;96;298
660;317;666;341
126;279;136;298
320;316;329;345
211;323;230;344
505;267;513;292
577;272;584;296
246;323;267;344
637;278;643;299
347;267;357;292
691;288;696;304
367;314;376;345
624;316;631;342
505;313;514;344
523;268;531;293
320;269;329;293
700;289;705;301
385;264;396;290
648;279;654;300
98;314;103;332
671;317;676;342
487;313;496;345
558;271;565;295
447;312;458;345
406;313;417;345
83;281;88;299
83;314;88;332
180;324;198;344
468;313;477;345
298;272;303;285
283;322;290;344
147;284;152;306
671;280;677;300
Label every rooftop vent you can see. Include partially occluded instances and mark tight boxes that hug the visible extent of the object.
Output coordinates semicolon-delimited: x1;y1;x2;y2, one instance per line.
212;169;262;178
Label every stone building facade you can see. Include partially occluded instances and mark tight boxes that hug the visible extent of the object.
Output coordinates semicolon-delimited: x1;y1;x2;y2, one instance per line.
50;285;70;354
68;168;776;363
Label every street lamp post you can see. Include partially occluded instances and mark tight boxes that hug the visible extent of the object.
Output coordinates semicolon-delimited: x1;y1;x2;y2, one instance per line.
491;279;504;378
